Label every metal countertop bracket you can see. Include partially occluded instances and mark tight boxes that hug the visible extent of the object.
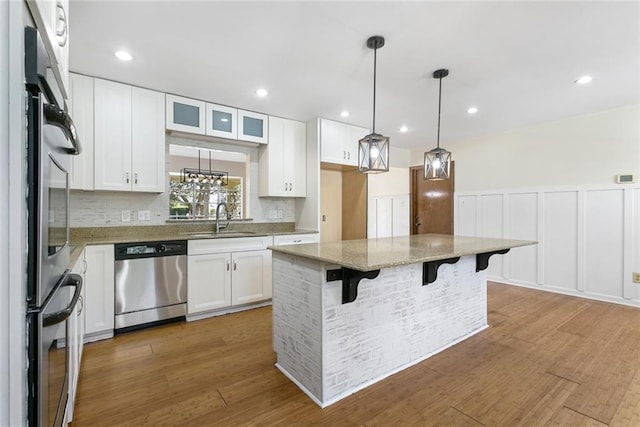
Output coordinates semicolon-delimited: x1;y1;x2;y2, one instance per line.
422;257;460;285
326;267;380;304
476;249;510;272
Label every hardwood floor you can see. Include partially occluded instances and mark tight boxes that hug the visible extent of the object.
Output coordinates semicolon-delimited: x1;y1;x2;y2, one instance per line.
71;283;640;426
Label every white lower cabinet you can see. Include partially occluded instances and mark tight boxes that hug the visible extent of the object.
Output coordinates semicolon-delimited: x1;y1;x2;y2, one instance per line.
84;244;115;339
188;252;232;312
187;237;272;315
67;250;87;423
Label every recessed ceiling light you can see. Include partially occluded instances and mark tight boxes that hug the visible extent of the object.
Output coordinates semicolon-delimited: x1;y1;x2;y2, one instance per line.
114;50;133;61
575;75;592;85
220;118;229;122
467;106;479;115
255;88;269;97
400;126;408;133
340;111;350;118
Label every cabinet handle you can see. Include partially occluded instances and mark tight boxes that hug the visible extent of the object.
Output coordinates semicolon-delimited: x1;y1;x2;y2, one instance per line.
125;172;130;184
77;296;83;316
82;259;88;275
347;151;351;160
293;240;302;243
134;173;138;184
226;261;230;271
55;1;68;47
284;182;288;192
233;261;237;271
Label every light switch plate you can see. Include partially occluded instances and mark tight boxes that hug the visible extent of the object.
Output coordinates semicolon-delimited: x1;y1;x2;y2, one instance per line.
633;273;640;284
121;210;131;222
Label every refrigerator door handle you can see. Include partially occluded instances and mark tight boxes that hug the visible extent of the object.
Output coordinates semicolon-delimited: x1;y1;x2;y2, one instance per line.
43;273;83;327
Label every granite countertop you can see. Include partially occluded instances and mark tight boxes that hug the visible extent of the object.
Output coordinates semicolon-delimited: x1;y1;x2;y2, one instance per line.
68;223;317;267
268;234;536;271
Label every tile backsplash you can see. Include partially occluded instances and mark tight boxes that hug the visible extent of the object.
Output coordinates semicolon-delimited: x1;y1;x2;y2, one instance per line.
70;190;295;227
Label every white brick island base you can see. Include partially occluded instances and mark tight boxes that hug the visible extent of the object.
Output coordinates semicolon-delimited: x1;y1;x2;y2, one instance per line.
271;252;489;407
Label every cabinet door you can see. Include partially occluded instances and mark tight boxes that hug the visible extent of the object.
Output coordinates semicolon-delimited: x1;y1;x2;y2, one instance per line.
166;94;206;134
84;244;115;335
231;249;272;305
131;87;165;192
206;103;237;139
345;124;369;167
68;73;94;190
320;119;347;164
187;253;232;313
284;119;307;197
94;79;132;191
260;116;286;197
238;110;268;144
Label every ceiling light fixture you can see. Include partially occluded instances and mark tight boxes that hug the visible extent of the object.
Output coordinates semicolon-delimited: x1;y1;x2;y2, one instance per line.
340;111;350;118
255;88;269;97
467;106;478;115
424;68;452;180
400;126;408;133
575;75;592;85
358;35;389;174
114;50;133;61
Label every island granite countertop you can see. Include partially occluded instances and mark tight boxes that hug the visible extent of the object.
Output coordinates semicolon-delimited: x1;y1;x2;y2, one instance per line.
268;234;536;272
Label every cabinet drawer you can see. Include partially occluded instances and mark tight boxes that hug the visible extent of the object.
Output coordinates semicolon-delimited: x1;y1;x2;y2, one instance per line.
273;233;319;245
188;236;273;255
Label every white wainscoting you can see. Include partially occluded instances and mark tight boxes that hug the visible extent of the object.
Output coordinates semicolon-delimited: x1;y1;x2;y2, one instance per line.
368;194;410;239
455;185;640;307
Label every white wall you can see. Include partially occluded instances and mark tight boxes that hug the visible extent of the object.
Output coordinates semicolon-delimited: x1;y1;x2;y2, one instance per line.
411;105;640;306
444;104;640;192
455;186;640;307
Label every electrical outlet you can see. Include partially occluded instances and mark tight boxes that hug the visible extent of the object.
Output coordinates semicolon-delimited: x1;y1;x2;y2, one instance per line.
121;210;131;222
269;210;278;219
138;210;151;221
633;273;640;284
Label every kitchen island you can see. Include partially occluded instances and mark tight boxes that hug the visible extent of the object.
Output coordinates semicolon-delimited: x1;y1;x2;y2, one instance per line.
269;234;535;407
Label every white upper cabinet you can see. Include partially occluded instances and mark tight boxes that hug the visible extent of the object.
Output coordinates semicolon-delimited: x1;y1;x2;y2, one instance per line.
131;87;166;192
26;0;70;98
67;73;94;191
205;103;238;139
259;116;306;197
320;118;368;166
238;110;268;144
94;79;165;192
166;94;206;135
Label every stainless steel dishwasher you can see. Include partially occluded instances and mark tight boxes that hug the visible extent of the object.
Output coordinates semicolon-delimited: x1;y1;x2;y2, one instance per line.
114;240;187;330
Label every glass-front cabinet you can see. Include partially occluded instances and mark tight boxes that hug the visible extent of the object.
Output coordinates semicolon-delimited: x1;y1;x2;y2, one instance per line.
238;110;268;144
206;103;237;139
166;94;206;134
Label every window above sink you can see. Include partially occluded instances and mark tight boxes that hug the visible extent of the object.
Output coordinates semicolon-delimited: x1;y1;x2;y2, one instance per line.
169;144;248;220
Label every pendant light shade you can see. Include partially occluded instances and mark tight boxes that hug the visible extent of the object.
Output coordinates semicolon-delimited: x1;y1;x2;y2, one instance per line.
358;35;389;174
424;68;452;180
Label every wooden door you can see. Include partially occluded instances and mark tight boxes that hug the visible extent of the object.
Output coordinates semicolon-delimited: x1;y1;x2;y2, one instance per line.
410;162;455;235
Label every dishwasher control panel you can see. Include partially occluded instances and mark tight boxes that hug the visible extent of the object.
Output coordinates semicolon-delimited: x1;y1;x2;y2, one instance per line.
115;240;187;260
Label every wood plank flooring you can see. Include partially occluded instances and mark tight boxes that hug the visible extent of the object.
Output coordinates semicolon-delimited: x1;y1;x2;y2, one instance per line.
71;283;640;426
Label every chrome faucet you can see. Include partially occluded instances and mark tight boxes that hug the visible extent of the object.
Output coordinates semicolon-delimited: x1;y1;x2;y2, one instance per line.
215;202;229;233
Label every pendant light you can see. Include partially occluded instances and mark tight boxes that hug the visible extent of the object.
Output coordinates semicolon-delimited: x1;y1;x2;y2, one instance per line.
424;68;452;180
358;35;389;174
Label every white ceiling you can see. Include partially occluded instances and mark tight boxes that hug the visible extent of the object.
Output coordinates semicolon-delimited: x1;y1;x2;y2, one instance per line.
68;1;640;152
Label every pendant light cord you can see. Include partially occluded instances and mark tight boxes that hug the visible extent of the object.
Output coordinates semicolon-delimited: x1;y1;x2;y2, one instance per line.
372;46;377;133
436;76;442;149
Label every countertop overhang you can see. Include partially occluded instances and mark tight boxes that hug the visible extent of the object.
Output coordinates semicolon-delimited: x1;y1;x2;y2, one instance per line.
269;234;537;272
